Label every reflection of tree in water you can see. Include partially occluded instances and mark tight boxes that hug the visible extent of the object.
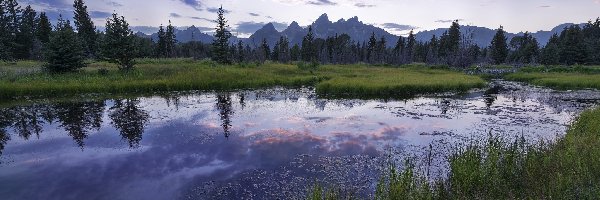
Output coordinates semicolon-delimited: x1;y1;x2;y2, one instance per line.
54;101;105;148
216;93;234;138
3;105;46;140
0;130;8;157
109;99;149;148
484;95;497;109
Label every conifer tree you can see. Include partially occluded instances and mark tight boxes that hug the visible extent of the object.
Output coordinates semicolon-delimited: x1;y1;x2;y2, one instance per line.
490;26;508;64
36;12;52;44
165;20;176;57
212;6;231;64
0;0;21;60
366;32;377;63
15;5;36;59
301;25;315;62
101;13;136;71
44;15;85;73
236;40;244;63
73;0;97;57
406;30;416;63
156;25;167;57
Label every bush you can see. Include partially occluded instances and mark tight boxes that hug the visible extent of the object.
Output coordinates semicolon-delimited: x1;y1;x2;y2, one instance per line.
98;68;109;75
43;17;86;73
297;60;319;72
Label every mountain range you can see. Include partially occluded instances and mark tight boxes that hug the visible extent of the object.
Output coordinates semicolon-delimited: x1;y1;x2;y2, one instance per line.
136;13;585;48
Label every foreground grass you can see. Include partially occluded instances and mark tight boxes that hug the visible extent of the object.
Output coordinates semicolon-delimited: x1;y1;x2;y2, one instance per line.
506;65;600;90
0;59;485;100
308;107;600;199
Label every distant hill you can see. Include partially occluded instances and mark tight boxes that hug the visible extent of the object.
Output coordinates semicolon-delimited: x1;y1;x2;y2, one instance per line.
135;14;587;48
415;23;585;47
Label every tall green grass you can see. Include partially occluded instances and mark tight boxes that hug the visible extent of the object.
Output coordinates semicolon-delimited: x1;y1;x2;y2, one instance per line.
309;108;600;199
0;59;485;100
506;72;600;90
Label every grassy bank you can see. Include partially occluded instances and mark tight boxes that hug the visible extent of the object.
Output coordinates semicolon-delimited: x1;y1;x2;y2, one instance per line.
0;59;485;100
308;107;600;199
506;66;600;90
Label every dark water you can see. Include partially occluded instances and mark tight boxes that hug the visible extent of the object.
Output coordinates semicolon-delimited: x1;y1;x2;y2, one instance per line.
0;81;599;200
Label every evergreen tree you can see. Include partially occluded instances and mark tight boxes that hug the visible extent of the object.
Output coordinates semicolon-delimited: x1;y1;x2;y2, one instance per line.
212;6;231;64
490;25;508;64
406;30;416;63
540;33;560;65
165;20;176;57
44;15;85;73
426;35;439;64
15;5;36;59
559;25;587;65
156;25;167;57
236;40;244;63
261;38;270;60
366;32;377;63
393;37;405;64
290;44;300;61
101;13;136;71
377;36;386;64
509;32;539;64
0;0;21;60
36;12;51;44
301;25;315;62
278;36;290;63
73;0;97;57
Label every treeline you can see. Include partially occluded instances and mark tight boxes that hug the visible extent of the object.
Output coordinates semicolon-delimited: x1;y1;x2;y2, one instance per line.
2;0;600;70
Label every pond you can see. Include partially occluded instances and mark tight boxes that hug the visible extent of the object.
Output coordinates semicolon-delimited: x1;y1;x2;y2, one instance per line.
0;81;599;199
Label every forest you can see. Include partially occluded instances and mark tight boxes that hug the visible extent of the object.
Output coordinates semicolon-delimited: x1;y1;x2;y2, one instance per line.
1;0;600;71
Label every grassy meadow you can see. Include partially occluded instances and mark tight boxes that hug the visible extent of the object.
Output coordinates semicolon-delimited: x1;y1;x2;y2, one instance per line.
0;58;485;100
506;65;600;90
308;107;600;199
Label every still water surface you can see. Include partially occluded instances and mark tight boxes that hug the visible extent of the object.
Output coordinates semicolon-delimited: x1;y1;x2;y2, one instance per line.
0;81;599;199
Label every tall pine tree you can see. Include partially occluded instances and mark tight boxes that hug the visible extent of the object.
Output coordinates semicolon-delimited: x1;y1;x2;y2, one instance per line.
490;26;508;64
165;20;176;57
101;13;136;71
212;6;231;64
301;26;315;62
15;5;36;59
36;12;52;44
73;0;97;58
44;15;85;73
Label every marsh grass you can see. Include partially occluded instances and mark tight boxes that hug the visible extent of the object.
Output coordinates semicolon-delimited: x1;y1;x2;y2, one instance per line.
0;59;485;100
309;108;600;199
506;72;600;90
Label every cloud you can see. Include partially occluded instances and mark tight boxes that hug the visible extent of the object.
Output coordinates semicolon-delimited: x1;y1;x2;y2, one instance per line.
435;19;464;23
170;13;182;18
539;5;551;8
382;23;418;31
249;13;260;17
90;11;112;19
103;0;123;7
234;21;288;34
190;17;214;22
178;0;202;10
307;0;337;6
207;7;231;14
354;2;375;8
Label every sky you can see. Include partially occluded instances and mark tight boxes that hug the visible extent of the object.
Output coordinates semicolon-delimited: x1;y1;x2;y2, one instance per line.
23;0;600;37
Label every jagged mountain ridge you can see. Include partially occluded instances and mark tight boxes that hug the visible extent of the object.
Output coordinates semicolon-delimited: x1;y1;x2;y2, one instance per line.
136;13;587;48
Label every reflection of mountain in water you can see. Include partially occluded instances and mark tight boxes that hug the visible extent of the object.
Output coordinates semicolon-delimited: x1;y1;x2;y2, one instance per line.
110;99;150;148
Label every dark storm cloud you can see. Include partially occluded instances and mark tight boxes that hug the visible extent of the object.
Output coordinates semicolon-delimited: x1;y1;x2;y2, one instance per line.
234;21;288;34
90;11;112;19
170;13;182;18
307;0;337;6
382;23;418;31
178;0;203;10
354;2;375;8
